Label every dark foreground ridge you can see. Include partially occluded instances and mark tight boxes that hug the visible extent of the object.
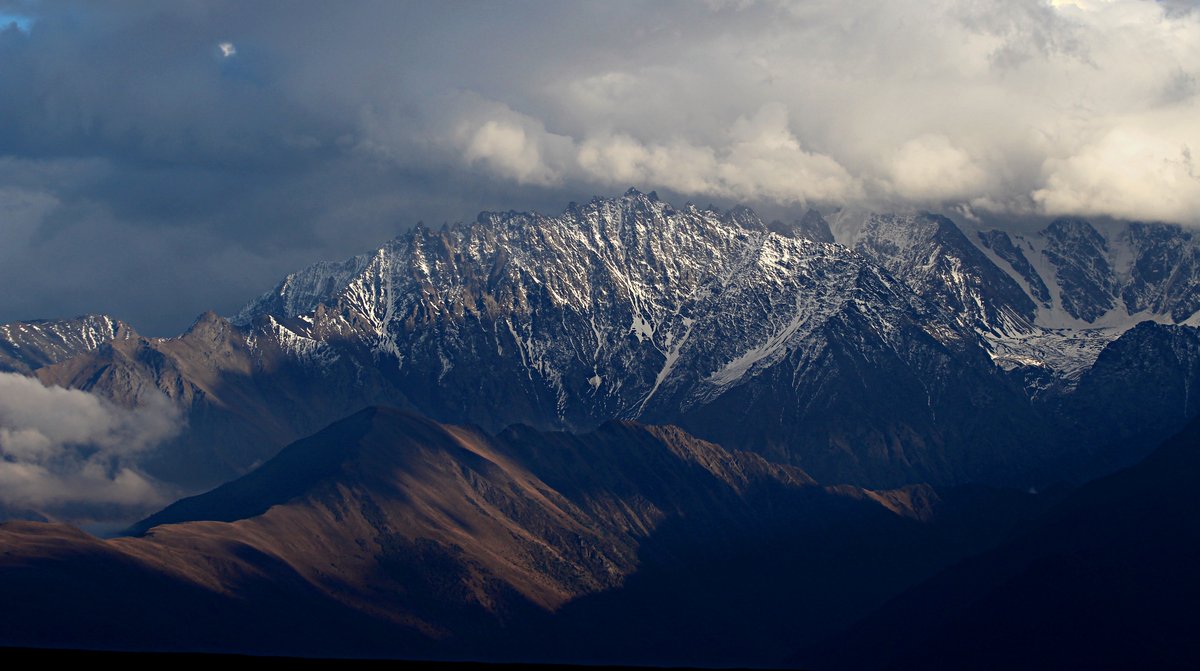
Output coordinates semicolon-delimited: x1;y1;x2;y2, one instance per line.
0;647;784;671
798;412;1200;670
0;407;1050;667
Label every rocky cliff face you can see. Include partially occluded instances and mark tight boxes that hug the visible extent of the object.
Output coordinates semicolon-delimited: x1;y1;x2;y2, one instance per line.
845;212;1200;392
850;212;1038;336
1118;222;1200;322
973;217;1200;330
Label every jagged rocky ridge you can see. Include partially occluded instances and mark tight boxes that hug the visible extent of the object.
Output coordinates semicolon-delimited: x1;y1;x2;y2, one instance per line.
227;190;1051;487
2;191;1198;494
846;212;1200;384
0;315;137;375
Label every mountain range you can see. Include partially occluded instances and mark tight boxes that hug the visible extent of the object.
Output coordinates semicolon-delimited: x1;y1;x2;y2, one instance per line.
4;190;1197;494
1;189;1199;666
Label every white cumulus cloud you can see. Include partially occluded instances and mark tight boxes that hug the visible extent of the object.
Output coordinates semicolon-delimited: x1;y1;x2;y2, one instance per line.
889;134;989;203
1034;113;1200;222
352;0;1200;224
0;373;182;517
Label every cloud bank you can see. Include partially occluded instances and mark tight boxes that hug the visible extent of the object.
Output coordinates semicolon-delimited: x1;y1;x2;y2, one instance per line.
0;373;181;517
0;1;1197;332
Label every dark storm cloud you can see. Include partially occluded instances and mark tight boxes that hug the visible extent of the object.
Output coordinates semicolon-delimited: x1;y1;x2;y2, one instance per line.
0;1;1197;334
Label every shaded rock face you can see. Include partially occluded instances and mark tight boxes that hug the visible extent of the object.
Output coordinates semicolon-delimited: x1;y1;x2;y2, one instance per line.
850;212;1038;335
772;208;835;243
974;217;1199;326
1040;217;1120;322
1062;321;1200;473
1119;222;1200;321
976;230;1051;305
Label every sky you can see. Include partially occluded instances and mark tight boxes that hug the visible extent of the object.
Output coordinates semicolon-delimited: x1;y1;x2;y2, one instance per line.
1;0;1198;335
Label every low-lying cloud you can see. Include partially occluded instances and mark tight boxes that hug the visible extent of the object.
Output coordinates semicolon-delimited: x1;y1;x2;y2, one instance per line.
0;373;182;518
